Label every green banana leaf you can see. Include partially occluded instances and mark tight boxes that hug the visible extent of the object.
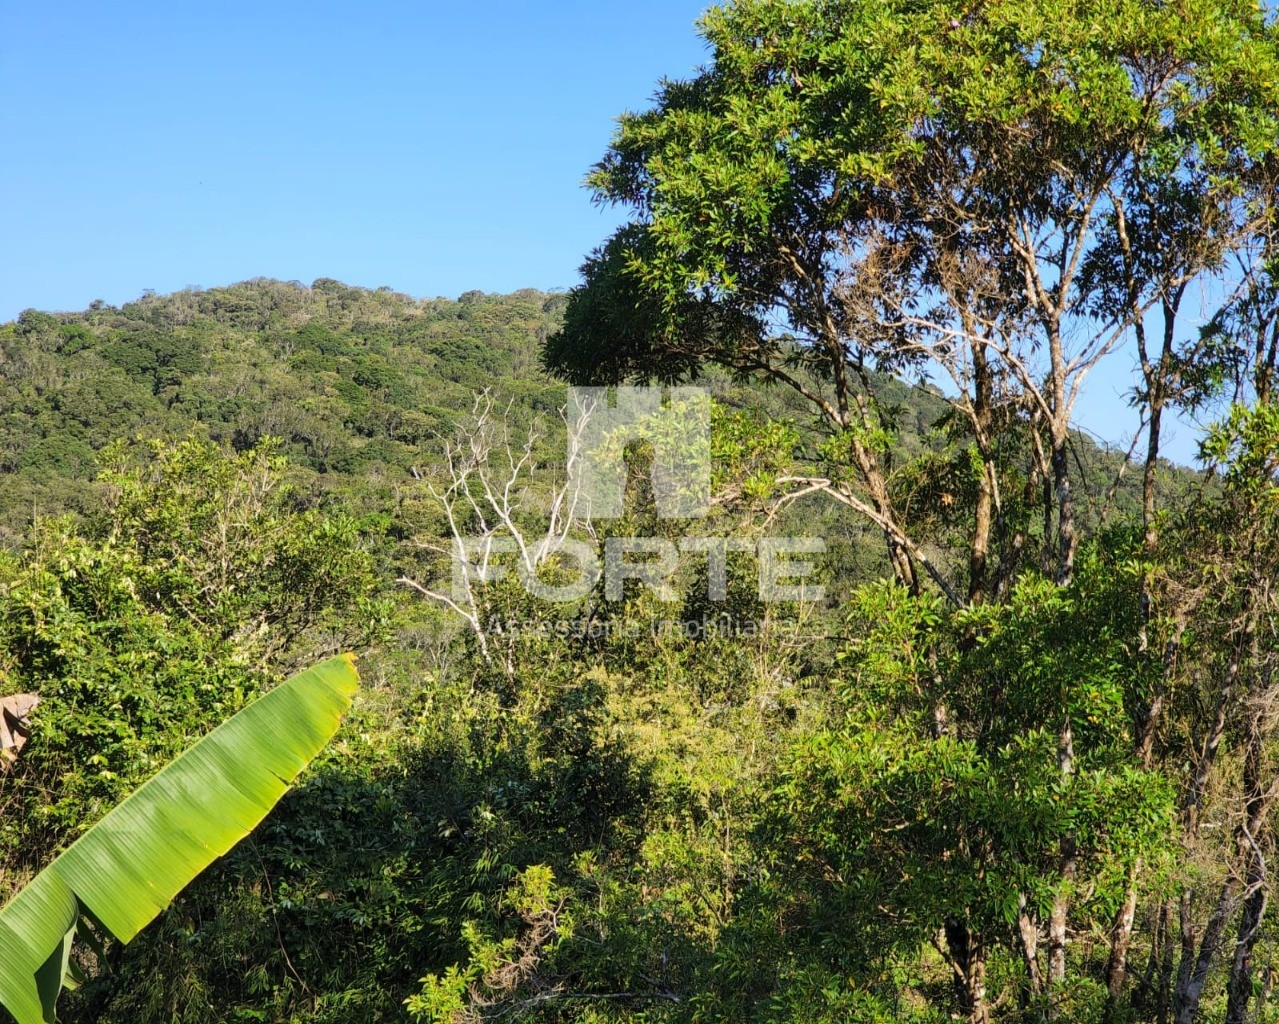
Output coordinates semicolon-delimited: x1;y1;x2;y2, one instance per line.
0;653;359;1024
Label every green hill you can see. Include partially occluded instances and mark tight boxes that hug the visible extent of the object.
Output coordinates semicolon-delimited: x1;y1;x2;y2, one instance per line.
0;278;1191;581
0;280;568;528
0;278;1216;1024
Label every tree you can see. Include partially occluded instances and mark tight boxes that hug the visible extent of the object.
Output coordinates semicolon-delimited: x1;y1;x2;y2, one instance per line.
764;559;1173;1024
0;438;384;896
544;1;1279;1019
546;0;1279;601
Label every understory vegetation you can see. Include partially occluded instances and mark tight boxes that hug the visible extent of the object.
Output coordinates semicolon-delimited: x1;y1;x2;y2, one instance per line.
4;1;1279;1022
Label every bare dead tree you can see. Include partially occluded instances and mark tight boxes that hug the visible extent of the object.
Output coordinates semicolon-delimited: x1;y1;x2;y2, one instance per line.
398;390;596;676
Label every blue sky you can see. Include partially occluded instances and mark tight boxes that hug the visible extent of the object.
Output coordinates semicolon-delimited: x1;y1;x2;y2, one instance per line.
0;0;711;319
0;0;1211;461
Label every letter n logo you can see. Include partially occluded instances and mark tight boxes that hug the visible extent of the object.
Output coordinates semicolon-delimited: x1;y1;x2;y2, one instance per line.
569;386;710;519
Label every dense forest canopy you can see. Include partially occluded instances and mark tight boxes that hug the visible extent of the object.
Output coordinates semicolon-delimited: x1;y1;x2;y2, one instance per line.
542;0;1279;1017
1;0;1279;1023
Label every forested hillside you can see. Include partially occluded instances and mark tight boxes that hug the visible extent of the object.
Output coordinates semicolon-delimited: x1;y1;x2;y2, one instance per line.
0;277;1206;1024
0;277;1173;544
2;1;1278;1020
0;281;564;532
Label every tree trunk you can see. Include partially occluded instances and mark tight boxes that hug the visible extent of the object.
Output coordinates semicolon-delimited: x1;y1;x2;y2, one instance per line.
945;921;991;1024
1175;702;1273;1024
886;533;919;595
970;461;993;605
1018;893;1045;1008
1047;723;1076;1018
1141;395;1164;555
1133;899;1174;1021
1103;386;1166;1017
968;337;995;605
1225;704;1272;1024
1105;859;1141;1003
1044;313;1076;587
1157;900;1176;1024
1224;880;1267;1024
1174;872;1241;1023
1050;432;1076;587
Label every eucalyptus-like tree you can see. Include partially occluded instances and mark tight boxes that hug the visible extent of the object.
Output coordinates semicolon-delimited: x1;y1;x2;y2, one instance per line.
547;0;1278;602
545;1;1279;1020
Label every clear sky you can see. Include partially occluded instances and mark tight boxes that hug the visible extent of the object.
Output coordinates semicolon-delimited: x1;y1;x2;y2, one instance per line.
0;0;712;319
0;0;1209;461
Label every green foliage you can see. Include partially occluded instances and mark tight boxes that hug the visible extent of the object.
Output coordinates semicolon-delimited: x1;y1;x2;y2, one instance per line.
0;438;383;890
753;558;1174;1018
0;655;358;1024
0;279;1212;1023
1;44;1276;1012
0;281;567;532
95;437;384;662
549;0;1279;386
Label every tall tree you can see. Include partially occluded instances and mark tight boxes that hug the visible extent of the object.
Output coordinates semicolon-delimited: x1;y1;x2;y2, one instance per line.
545;1;1279;1019
546;0;1279;601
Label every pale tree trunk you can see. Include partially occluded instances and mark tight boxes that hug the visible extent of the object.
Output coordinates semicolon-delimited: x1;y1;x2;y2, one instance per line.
1171;635;1241;1022
970;454;993;604
1047;722;1076;1018
1105;859;1141;1005
1173;887;1198;1022
1044;313;1077;588
1131;899;1174;1024
1017;892;1045;1011
1174;882;1237;1024
1157;902;1176;1024
967;336;995;606
1224;879;1267;1024
1049;432;1076;587
1225;702;1272;1024
1172;825;1270;1024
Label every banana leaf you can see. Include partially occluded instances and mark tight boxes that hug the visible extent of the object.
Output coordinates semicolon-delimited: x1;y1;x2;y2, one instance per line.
0;653;359;1024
